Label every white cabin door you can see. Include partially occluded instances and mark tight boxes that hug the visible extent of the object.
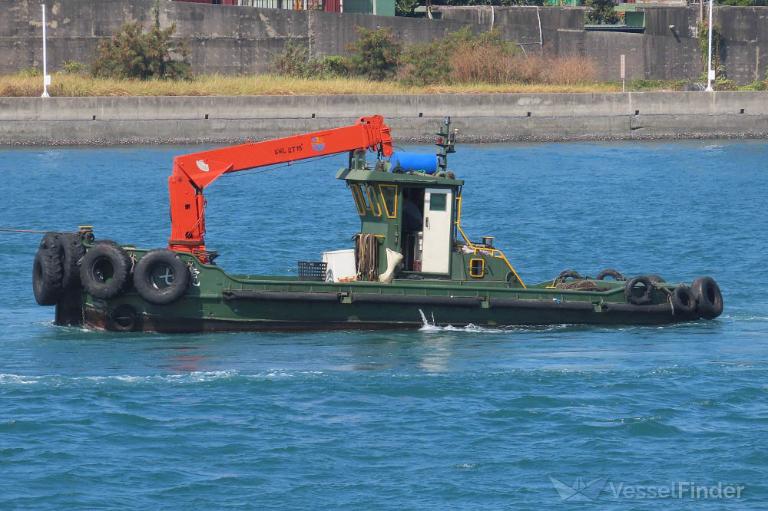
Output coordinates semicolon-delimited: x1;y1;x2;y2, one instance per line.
421;188;452;274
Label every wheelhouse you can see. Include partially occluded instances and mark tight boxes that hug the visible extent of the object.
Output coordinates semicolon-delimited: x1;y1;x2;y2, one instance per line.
334;119;525;287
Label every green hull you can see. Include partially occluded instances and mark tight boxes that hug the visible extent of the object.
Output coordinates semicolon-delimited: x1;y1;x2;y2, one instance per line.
37;120;722;331
56;247;696;333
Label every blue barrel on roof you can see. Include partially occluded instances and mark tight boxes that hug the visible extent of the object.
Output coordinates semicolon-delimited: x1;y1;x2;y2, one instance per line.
390;152;438;174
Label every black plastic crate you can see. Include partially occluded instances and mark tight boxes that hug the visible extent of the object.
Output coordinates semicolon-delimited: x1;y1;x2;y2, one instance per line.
298;261;327;281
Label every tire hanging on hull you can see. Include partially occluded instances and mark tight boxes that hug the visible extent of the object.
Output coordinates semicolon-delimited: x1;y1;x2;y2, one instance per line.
133;249;190;305
60;232;86;290
109;304;140;332
671;284;697;316
32;248;64;305
691;277;724;319
79;241;132;299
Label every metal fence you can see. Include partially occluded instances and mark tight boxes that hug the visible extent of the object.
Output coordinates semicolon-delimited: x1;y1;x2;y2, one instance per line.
236;0;338;10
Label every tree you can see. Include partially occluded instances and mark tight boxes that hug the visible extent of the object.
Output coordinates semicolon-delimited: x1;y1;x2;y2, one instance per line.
396;0;420;16
585;0;619;24
91;5;191;80
347;27;402;81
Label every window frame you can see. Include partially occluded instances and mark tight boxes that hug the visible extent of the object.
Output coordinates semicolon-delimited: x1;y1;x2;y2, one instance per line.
469;257;485;278
350;184;368;216
366;184;382;217
378;184;399;219
429;192;448;212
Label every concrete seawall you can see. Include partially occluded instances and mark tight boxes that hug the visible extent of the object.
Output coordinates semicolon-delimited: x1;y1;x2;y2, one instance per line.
5;1;768;84
2;92;768;145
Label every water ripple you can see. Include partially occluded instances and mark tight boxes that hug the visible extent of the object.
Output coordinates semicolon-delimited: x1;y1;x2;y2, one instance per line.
1;141;767;509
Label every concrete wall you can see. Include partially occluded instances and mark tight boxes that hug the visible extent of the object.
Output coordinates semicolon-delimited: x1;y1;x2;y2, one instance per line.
3;1;767;83
437;5;768;85
3;92;768;145
0;0;469;75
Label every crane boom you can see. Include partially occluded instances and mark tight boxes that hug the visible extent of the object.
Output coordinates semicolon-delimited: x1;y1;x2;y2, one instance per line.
168;115;393;259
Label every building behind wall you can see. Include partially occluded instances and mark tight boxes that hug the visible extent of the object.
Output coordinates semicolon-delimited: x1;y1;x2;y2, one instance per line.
174;0;393;14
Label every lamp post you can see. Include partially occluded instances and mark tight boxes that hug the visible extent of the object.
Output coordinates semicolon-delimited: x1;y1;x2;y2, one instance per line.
705;0;714;92
41;4;50;98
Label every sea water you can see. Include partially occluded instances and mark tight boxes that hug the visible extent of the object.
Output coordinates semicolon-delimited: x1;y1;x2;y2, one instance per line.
1;141;767;509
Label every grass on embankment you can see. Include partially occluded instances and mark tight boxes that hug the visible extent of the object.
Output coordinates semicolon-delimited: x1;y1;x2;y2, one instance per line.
0;73;631;97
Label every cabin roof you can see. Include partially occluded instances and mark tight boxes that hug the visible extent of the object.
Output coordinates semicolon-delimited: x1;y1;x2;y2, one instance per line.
336;168;464;187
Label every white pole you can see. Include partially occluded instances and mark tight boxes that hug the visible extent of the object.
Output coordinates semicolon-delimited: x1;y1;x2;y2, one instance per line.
620;54;626;93
705;0;714;92
41;4;50;98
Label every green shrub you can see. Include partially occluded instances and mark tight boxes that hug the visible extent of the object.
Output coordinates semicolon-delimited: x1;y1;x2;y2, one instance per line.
714;76;737;91
61;60;87;75
696;21;730;91
347;27;402;81
454;27;516;54
318;55;351;77
18;67;41;77
270;41;313;77
399;28;527;85
271;44;351;78
399;42;453;85
627;79;686;91
741;80;768;91
697;22;724;72
91;6;190;80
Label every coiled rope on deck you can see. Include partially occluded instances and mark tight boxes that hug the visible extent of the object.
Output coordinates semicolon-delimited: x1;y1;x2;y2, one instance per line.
354;233;379;282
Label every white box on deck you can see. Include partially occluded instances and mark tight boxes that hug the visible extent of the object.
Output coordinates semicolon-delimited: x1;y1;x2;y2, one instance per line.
322;249;356;282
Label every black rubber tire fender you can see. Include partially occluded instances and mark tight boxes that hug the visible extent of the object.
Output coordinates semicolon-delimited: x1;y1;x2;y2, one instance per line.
133;249;190;305
671;285;698;316
60;232;86;291
625;276;654;306
109;304;139;332
79;241;132;299
556;270;582;281
32;248;64;305
691;276;724;320
38;232;62;253
596;268;626;281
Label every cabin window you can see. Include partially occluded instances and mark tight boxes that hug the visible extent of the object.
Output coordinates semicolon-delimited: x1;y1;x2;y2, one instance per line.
469;258;485;278
366;185;382;217
350;184;368;216
429;192;447;212
379;184;398;218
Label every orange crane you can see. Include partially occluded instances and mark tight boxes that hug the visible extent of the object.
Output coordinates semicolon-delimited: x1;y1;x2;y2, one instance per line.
168;115;393;261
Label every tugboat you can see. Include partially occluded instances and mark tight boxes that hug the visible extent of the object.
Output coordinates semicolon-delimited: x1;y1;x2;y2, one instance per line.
32;116;723;332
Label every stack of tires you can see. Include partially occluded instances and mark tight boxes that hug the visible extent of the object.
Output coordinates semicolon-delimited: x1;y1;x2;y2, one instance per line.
34;233;192;331
624;274;723;320
32;232;86;306
562;267;724;320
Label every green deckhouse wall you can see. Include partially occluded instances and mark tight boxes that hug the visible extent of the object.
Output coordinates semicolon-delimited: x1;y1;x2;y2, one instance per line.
336;165;518;285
